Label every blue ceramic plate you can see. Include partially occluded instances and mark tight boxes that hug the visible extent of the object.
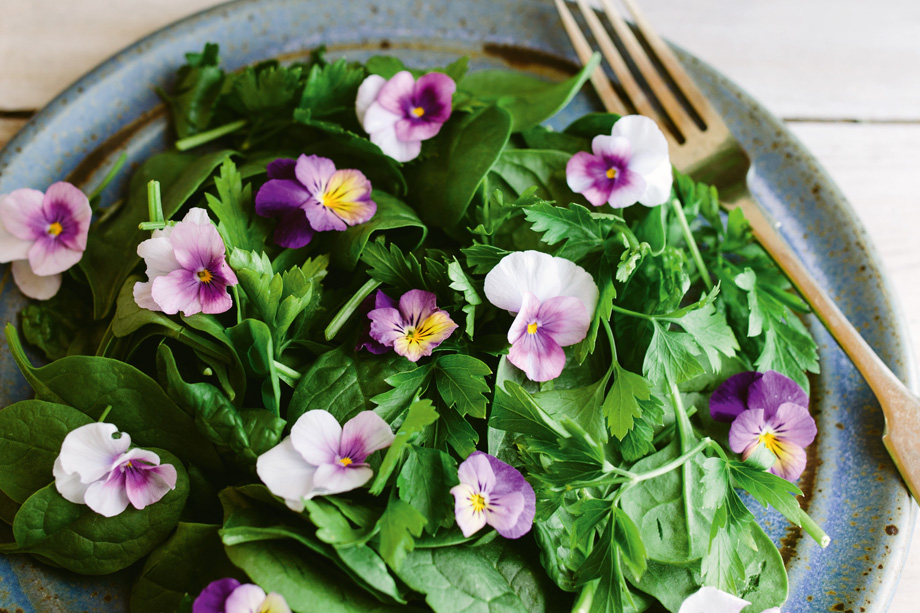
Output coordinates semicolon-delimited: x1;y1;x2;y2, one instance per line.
0;0;915;611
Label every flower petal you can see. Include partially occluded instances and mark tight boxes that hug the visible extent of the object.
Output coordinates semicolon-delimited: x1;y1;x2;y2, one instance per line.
42;182;92;250
254;178;312;218
120;448;177;510
565;151;613;206
151;268;203;316
368;306;407;347
272;209;314;249
256;436;318;512
0;214;33;263
137;234;180;279
395;117;443;143
27;235;83;276
303;168;375;231
481;453;535;539
450;482;488;537
369;123;422;163
535;295;591;347
483;250;599;316
53;456;90;504
340;411;395;462
709;371;763;422
356;75;387;125
58;422;131;484
509;323;567;382
747;370;809;419
677;586;751;613
169;215;226;272
224;583;267;613
193;578;241;613
392;308;458;362
727;408;767;455
612;115;670;175
294;154;337;196
457;451;496;494
0;188;46;241
771;401;818;449
83;470;130;517
376;70;416;115
765;438;808;481
414;72;456;124
637;158;673;207
266;158;297;181
312;462;373;496
290;410;343;466
362;102;402;135
484;490;526;537
605;167;647;209
259;592;292;613
11;260;61;300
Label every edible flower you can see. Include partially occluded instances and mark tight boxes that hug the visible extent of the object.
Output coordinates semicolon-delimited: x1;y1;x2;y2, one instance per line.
368;289;458;362
256;410;395;512
254;154;376;247
484;250;598;381
565;114;672;208
678;586;781;613
356;289;398;355
134;207;238;316
450;451;536;539
356;70;456;162
0;182;91;300
193;578;291;613
53;422;177;518
710;370;816;481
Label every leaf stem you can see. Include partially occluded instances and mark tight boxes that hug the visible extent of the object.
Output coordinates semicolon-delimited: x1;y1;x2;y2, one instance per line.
140;180;167;231
273;360;302;386
631;437;711;484
87;152;128;205
669;379;697;556
175;119;247;151
572;581;596;613
325;278;381;341
609;304;654;321
97;405;113;422
671;197;714;291
798;509;831;548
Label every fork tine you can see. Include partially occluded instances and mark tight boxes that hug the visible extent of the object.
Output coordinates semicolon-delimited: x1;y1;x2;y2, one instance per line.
619;0;718;126
595;0;698;140
553;0;626;114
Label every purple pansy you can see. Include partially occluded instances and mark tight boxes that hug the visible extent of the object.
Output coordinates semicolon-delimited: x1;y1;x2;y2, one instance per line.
450;451;536;539
566;115;672;208
368;289;458;362
53;422;177;518
254;154;376;248
134;207;238;316
356;71;456;162
0;182;91;300
710;370;816;481
356;289;398;354
484;251;598;382
256;410;395;512
193;578;291;613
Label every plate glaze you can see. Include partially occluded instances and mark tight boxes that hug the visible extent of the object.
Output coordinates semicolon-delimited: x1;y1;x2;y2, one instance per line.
0;0;915;611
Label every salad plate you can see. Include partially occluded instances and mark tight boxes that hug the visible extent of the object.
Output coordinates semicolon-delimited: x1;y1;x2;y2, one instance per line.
0;0;915;611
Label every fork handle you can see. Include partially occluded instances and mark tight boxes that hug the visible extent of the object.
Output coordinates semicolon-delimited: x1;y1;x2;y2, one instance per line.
733;192;920;501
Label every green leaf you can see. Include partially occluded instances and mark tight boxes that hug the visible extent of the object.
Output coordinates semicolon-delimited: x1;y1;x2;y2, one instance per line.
226;319;281;415
162;43;225;138
360;240;429;294
204;158;272;252
616;397;664;463
372;363;434;420
397;446;459;535
522;201;608;262
642;320;706;386
491;381;566;441
461;243;512;275
490;149;580;205
728;461;804;523
434;354;492;419
440;408;480;458
532;375;608;444
661;290;738;372
376;496;427;570
370;399;439;495
13;449;189;574
564;112;622;140
447;258;482;339
613;507;647;581
298;58;366;119
602;365;653;440
303;499;375;547
226;61;304;117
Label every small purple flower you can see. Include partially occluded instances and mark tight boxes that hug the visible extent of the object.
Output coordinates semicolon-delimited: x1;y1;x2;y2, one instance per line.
450;451;536;539
194;578;291;613
356;71;456;163
356;289;398;354
711;370;816;481
0;182;91;300
566;115;672;208
134;207;238;316
255;154;376;247
368;289;458;362
53;422;178;518
256;410;395;512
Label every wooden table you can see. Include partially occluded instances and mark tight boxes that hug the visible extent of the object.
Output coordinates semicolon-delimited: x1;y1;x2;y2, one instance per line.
1;0;918;609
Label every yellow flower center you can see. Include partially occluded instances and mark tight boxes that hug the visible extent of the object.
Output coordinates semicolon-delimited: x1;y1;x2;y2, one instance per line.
339;457;353;467
125;461;133;468
606;168;618;180
527;322;539;335
469;492;487;512
405;328;422;344
411;106;425;118
47;222;63;236
197;269;213;284
758;431;781;455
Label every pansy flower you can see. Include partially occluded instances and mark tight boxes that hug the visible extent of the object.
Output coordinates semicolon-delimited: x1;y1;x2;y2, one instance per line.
678;586;781;613
566;115;672;208
193;578;291;613
134;207;238;316
256;410;395;512
484;251;598;382
710;370;816;481
53;422;178;518
356;71;456;162
356;289;398;355
450;451;536;539
368;289;458;362
0;182;91;300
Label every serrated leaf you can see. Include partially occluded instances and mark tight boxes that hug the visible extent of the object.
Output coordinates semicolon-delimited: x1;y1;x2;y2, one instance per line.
642;321;705;385
299;58;366;118
434;354;491;419
369;400;439;495
376;497;427;570
396;447;459;534
522;201;607;262
603;365;653;440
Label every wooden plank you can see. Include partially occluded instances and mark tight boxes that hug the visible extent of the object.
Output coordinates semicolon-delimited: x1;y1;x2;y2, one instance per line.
0;118;28;149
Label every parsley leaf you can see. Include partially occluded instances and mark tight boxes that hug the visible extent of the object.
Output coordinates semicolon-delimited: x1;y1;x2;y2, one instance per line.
434;354;492;419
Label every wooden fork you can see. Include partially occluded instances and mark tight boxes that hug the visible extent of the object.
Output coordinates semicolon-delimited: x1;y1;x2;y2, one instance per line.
555;0;920;502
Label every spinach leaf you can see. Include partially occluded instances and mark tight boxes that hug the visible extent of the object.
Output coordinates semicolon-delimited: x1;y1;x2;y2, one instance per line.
396;446;458;535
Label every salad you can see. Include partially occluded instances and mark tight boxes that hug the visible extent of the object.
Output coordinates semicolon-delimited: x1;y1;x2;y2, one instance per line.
0;45;829;613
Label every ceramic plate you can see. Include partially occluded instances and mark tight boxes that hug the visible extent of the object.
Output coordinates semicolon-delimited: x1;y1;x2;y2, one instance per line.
0;0;914;611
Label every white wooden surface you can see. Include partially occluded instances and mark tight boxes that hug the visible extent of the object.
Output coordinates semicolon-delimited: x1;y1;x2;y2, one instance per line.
1;0;919;609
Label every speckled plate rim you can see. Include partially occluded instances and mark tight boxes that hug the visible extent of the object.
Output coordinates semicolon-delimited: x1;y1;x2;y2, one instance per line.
0;0;916;611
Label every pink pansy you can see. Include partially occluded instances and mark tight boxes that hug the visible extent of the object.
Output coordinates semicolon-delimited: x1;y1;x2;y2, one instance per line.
193;578;291;613
678;586;781;613
356;70;456;162
450;451;536;539
566;115;672;208
256;410;395;512
0;182;91;300
368;289;458;362
134;207;238;316
484;251;598;382
53;422;177;518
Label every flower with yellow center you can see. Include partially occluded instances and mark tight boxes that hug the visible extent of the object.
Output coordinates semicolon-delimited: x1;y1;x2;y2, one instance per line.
368;289;459;363
47;222;63;236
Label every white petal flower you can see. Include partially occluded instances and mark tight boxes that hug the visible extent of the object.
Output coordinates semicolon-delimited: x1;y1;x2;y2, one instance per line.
483;250;599;316
678;586;763;613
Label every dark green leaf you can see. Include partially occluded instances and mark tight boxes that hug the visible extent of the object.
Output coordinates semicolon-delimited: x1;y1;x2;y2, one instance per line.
397;446;459;534
376;496;427;570
434;354;491;419
204;158;272;252
370;399;439;495
330;190;427;270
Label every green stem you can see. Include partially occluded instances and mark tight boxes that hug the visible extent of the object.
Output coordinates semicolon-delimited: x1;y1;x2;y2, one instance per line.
798;509;832;548
139;180;167;231
669;379;697;555
631;437;711;484
571;582;596;613
651;405;698;447
231;285;243;325
97;405;113;422
325;278;381;341
601;318;619;364
87;153;128;205
273;360;302;387
175;119;248;151
671;197;714;291
174;329;231;364
610;304;655;321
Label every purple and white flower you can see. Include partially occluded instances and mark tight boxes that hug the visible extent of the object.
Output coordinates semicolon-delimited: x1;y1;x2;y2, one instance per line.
254;154;376;248
368;289;458;362
710;370;816;481
356;71;456;163
356;289;398;355
134;207;238;316
53;422;178;518
450;451;536;539
0;182;91;300
193;578;290;613
484;251;598;382
256;410;395;512
566;115;672;208
678;586;781;613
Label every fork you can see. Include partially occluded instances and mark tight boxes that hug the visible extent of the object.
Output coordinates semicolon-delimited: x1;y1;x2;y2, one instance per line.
555;0;920;502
